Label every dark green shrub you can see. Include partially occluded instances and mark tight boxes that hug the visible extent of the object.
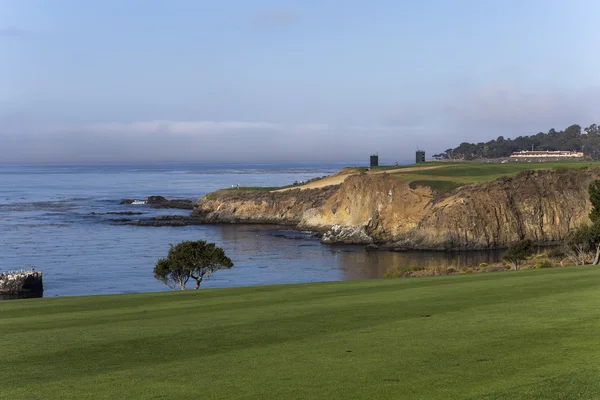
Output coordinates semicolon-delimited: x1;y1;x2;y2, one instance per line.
503;239;534;270
534;260;553;269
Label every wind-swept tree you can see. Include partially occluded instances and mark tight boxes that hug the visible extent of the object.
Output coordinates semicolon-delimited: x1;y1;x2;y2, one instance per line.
153;240;233;290
503;239;534;270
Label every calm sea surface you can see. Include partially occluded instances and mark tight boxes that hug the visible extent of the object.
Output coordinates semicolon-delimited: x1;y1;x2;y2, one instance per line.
0;162;504;299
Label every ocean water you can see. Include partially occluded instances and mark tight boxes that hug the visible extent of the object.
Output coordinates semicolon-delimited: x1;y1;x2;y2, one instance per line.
0;162;504;299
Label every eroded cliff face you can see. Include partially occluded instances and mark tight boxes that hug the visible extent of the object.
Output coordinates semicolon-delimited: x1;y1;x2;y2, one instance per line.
191;185;340;226
298;173;434;242
406;168;597;250
192;167;600;249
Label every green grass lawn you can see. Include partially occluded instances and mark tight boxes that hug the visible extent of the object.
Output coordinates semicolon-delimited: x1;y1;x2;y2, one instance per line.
393;160;600;192
2;267;600;399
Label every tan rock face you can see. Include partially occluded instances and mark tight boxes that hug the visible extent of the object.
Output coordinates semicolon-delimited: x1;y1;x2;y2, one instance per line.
411;168;596;249
191;185;340;226
191;168;600;250
297;173;433;242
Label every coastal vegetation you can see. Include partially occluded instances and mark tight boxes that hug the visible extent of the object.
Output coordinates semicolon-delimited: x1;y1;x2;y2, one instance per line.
433;123;600;160
562;180;600;265
502;239;534;270
2;266;600;399
153;240;233;290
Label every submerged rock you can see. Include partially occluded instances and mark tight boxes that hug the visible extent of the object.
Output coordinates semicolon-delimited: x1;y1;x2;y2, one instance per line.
119;199;144;205
0;269;43;295
109;215;203;227
107;218;134;223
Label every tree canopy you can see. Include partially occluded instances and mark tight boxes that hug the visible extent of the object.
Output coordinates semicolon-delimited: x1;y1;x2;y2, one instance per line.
154;240;233;290
432;124;600;160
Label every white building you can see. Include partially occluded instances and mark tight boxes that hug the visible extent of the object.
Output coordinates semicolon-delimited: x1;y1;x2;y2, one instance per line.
509;150;584;158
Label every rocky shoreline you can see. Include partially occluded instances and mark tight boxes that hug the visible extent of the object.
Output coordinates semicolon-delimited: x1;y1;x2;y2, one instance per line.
102;167;600;251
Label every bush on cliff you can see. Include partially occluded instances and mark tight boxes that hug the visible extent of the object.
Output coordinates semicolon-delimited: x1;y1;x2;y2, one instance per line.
153;240;233;290
503;240;534;270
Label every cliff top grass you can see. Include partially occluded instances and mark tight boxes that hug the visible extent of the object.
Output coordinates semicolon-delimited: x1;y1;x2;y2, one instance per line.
202;160;600;194
392;160;600;193
2;266;600;399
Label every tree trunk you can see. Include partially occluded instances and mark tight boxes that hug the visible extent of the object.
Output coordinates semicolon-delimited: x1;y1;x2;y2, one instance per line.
178;277;187;290
194;276;203;290
593;246;600;265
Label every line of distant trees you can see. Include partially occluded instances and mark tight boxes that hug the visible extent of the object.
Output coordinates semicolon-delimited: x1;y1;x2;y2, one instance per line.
433;124;600;160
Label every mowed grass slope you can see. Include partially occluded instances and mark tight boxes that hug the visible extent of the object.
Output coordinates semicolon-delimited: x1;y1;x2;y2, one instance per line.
2;267;600;399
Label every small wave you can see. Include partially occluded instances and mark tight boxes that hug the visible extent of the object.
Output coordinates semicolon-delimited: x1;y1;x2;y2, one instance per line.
131;200;147;205
0;200;78;212
69;197;94;202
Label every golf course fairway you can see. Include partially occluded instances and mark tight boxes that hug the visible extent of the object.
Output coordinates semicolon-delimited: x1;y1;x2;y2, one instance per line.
2;266;600;399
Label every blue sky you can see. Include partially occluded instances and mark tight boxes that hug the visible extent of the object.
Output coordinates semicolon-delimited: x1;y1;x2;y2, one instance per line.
2;0;600;163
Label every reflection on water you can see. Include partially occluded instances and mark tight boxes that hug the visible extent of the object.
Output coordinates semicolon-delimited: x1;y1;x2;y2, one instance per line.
330;248;507;281
214;224;512;285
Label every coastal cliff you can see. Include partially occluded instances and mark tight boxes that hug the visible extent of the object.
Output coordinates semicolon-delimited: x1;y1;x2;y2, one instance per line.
394;168;596;249
192;167;600;250
192;185;340;226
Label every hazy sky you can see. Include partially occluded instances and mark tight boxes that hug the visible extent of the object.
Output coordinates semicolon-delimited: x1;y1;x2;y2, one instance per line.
2;0;600;163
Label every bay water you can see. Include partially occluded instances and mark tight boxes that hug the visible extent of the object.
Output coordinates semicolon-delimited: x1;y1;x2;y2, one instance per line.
0;162;504;298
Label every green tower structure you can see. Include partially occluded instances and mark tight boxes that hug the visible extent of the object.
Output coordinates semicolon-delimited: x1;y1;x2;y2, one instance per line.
370;154;379;167
416;150;425;163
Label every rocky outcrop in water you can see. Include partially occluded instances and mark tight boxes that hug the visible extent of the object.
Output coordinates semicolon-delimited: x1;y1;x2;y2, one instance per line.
0;269;43;295
108;215;204;226
192;167;600;250
146;196;194;209
120;196;194;209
